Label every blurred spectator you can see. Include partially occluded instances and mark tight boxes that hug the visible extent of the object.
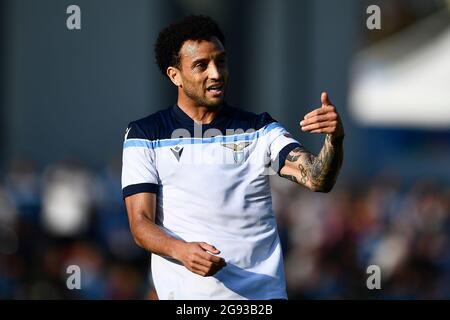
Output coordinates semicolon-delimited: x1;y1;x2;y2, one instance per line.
3;159;41;225
1;161;449;299
41;161;95;237
93;156;144;262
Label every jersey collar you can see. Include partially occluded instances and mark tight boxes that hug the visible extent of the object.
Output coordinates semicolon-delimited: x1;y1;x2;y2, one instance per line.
172;103;229;131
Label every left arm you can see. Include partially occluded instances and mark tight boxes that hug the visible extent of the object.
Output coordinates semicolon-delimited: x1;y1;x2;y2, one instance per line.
279;92;344;192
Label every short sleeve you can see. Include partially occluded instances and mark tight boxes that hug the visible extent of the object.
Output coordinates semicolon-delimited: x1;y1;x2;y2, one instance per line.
263;115;302;174
121;121;159;199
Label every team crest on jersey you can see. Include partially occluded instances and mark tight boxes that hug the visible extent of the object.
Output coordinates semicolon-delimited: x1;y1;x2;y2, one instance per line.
221;141;252;164
170;146;184;162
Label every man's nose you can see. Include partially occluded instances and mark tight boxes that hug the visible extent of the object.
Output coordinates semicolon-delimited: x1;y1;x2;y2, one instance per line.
208;62;222;80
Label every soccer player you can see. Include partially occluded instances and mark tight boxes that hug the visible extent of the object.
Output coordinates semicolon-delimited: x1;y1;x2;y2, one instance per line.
122;15;344;300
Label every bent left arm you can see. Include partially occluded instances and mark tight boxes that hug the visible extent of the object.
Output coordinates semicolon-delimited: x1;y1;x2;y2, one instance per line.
279;92;344;192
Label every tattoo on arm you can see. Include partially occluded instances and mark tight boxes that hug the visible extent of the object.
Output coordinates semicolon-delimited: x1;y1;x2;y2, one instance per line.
286;147;303;162
298;164;308;185
282;135;344;192
280;174;298;183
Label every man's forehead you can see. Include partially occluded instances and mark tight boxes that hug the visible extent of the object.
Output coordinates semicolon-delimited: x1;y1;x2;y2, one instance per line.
180;37;225;59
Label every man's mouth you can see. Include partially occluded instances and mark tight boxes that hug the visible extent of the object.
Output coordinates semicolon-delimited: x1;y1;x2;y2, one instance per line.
206;83;224;96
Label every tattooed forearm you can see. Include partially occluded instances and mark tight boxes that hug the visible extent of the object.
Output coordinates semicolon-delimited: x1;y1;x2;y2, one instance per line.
286;147;303;162
299;163;308;185
283;134;344;192
311;134;343;191
280;173;298;183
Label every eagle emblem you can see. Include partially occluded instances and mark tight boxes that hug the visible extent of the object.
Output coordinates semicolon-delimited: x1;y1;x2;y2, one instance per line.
221;141;252;164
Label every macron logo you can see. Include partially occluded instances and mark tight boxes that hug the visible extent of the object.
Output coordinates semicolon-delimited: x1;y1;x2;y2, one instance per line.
170;146;184;162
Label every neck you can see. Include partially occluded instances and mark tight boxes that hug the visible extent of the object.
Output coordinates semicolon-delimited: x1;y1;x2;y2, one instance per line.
177;94;222;125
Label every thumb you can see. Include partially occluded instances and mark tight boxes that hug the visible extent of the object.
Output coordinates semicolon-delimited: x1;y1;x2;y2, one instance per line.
199;242;220;254
321;92;331;107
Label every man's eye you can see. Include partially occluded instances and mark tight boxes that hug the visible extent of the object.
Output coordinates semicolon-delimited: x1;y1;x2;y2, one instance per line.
195;63;206;69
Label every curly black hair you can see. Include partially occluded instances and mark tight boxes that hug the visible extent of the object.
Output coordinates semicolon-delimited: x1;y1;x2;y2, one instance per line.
154;15;225;76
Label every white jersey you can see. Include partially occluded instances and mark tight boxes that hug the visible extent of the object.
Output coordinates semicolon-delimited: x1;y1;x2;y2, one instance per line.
121;104;301;299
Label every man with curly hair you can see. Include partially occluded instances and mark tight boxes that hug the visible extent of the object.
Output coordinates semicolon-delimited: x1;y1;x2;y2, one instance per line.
122;15;344;300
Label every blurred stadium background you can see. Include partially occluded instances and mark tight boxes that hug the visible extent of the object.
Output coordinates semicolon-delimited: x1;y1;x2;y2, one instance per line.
1;0;449;299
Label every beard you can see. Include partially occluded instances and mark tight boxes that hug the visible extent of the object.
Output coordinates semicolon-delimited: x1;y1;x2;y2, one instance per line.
182;84;225;108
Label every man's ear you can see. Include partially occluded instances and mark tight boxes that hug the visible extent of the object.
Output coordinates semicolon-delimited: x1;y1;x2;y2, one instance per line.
167;66;182;87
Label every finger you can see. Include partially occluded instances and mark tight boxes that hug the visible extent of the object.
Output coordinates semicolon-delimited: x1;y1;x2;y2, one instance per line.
301;114;337;126
195;252;226;268
198;250;226;265
304;106;335;119
191;264;210;276
192;254;214;268
207;260;226;273
199;242;220;254
321;91;332;106
302;121;337;131
193;261;225;277
302;121;337;132
309;127;337;134
197;243;225;264
304;107;322;119
206;264;225;276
